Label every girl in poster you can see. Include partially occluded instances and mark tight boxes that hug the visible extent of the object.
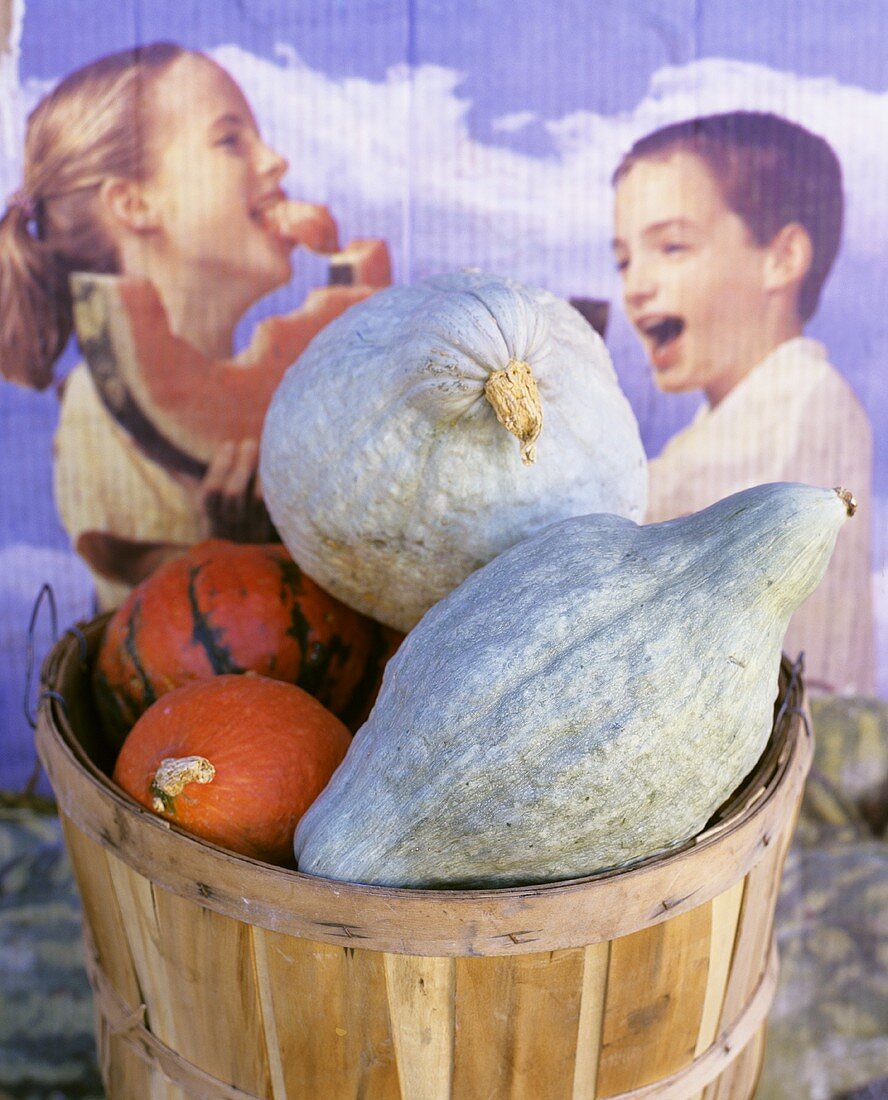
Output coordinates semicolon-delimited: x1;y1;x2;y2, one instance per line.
0;42;389;609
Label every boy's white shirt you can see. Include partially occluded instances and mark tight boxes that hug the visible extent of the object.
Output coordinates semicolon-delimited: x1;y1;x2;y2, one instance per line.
645;336;875;696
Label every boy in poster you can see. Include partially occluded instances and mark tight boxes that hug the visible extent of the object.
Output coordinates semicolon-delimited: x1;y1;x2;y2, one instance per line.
612;111;874;696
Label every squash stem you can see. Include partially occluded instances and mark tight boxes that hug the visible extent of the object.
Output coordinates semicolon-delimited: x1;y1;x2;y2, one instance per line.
150;755;215;813
484;358;543;465
833;486;857;517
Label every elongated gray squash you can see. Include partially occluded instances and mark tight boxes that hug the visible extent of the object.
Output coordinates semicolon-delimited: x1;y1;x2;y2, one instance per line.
294;482;855;888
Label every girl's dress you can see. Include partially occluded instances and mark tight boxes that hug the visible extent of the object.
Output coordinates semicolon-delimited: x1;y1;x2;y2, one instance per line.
53;362;210;610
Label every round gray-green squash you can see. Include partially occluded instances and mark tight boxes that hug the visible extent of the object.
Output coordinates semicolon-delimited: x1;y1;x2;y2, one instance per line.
294;482;855;888
260;271;647;632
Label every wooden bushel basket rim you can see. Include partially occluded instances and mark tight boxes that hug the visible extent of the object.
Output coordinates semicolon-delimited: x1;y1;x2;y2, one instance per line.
35;615;812;959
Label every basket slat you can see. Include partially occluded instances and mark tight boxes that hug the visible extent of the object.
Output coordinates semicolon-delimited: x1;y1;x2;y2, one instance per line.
596;902;712;1096
257;930;399;1098
150;886;272;1094
451;949;586;1098
693;879;745;1059
250;927;289;1100
715;829;786;1041
105;851;180;1048
385;954;455;1099
60;818;142;1010
570;941;611;1099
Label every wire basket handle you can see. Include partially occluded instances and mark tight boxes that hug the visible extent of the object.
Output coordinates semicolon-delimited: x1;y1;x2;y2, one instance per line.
24;583;62;730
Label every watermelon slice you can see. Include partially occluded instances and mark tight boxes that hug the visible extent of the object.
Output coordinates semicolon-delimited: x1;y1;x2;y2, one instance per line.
70;239;391;477
261;199;341;254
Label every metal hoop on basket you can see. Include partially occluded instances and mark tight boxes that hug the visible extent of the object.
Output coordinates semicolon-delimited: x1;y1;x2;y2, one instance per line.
24;583;60;730
24;584;90;733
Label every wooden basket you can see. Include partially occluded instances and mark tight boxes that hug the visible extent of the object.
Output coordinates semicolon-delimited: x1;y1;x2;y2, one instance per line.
35;615;812;1100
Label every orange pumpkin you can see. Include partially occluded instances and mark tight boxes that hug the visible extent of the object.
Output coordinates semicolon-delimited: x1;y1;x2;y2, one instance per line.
112;674;351;865
93;540;402;748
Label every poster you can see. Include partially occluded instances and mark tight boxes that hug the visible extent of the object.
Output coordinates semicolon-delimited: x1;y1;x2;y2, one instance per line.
0;5;886;1098
2;1;885;794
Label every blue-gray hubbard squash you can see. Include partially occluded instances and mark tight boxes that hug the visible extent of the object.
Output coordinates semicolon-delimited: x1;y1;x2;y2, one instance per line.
294;482;855;888
259;271;647;632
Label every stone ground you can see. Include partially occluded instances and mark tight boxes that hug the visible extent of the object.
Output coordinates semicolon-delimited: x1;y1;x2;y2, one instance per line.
0;696;885;1100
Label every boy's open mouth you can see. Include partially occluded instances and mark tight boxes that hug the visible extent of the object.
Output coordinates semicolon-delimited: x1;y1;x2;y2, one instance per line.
639;315;685;350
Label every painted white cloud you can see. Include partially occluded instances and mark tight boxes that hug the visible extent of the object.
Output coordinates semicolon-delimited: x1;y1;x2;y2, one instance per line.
0;76;45;204
213;44;607;295
491;110;539;134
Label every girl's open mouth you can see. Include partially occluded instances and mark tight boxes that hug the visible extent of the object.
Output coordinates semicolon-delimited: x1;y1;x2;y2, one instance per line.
252;192;288;228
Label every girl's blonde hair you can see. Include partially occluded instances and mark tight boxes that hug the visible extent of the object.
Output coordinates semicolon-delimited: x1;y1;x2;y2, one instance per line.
0;41;186;388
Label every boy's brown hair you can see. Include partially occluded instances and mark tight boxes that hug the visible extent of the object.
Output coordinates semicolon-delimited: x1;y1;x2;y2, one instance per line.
612;111;843;323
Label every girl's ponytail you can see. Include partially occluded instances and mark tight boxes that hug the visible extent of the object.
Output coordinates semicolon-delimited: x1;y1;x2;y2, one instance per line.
0;198;72;389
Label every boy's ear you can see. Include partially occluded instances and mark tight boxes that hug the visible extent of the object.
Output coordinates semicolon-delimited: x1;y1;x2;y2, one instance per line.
763;222;813;293
99;177;161;234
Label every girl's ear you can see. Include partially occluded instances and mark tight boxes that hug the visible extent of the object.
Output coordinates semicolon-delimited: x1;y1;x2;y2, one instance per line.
99;177;160;234
763;222;813;293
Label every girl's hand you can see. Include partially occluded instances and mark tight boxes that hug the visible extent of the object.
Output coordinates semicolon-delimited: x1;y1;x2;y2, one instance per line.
199;439;277;543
